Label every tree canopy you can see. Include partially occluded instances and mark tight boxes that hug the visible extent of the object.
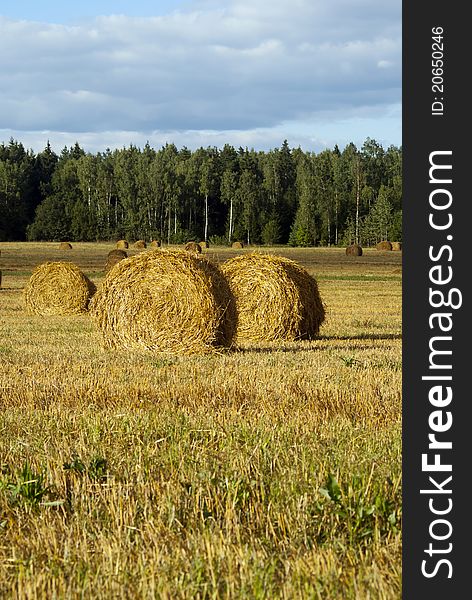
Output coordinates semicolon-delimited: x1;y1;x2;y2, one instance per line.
0;138;402;246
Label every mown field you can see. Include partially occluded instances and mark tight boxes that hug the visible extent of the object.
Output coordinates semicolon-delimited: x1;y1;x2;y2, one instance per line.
0;242;402;599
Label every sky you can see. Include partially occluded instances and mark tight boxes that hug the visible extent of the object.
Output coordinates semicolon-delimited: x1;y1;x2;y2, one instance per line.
0;0;401;154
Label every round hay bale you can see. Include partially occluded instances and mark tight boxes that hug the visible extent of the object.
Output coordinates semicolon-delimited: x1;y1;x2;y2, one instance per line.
0;270;2;289
199;240;209;250
184;241;202;254
376;241;393;251
221;253;325;343
391;241;402;251
346;244;363;256
90;249;236;354
116;240;129;249
134;240;147;249
23;262;96;315
106;249;128;272
232;241;244;249
59;242;72;250
149;240;161;248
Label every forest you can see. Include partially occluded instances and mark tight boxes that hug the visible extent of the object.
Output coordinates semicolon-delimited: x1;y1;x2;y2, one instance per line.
0;138;401;246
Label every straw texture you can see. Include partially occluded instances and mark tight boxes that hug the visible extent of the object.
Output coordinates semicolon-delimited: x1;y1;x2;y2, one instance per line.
106;249;128;272
184;242;202;254
221;253;325;343
24;262;96;315
90;249;235;354
346;244;363;256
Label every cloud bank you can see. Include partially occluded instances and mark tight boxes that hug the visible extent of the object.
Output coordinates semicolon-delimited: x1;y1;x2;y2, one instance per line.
0;0;401;151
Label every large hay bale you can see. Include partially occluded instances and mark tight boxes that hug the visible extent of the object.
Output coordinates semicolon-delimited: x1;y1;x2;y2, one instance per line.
199;240;209;250
134;240;147;249
24;262;96;315
59;242;72;250
376;241;393;251
221;253;325;343
90;249;235;354
232;241;244;249
106;249;128;272
184;241;202;254
391;241;402;251
149;240;161;249
116;240;129;249
346;244;363;256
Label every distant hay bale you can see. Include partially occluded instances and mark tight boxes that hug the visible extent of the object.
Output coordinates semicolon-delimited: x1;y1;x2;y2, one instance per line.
184;241;202;254
221;253;325;343
376;241;393;251
346;244;363;256
59;242;72;250
149;240;161;248
199;240;209;250
134;240;147;249
106;249;128;272
23;262;96;315
90;249;236;354
232;241;244;249
116;240;129;249
391;242;402;251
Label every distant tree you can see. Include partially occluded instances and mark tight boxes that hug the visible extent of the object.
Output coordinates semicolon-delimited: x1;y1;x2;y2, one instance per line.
237;169;261;245
2;136;402;245
290;154;318;246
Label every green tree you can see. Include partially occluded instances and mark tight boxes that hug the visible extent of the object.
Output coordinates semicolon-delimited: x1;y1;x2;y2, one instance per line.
290;154;318;246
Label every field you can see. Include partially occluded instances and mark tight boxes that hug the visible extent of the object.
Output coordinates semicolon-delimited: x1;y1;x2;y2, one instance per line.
0;243;402;599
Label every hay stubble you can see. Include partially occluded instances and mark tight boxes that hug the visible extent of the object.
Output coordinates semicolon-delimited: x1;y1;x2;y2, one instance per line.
0;243;402;599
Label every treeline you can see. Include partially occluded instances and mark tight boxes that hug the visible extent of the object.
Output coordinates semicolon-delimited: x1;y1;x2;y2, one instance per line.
0;138;401;246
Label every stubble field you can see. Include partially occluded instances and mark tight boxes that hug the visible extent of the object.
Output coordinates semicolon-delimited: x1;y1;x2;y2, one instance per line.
0;242;402;599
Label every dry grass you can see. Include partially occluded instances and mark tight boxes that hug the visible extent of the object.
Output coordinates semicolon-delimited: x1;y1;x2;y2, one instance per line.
90;249;235;354
222;253;325;343
184;241;203;254
23;261;96;315
346;244;363;256
105;249;128;272
0;242;402;599
376;241;392;251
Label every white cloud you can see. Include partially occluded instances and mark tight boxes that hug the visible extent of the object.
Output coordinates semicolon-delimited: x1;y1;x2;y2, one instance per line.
0;0;401;148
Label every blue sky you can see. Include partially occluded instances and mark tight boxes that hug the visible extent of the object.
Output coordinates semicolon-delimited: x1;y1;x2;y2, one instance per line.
0;0;191;23
0;0;401;153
